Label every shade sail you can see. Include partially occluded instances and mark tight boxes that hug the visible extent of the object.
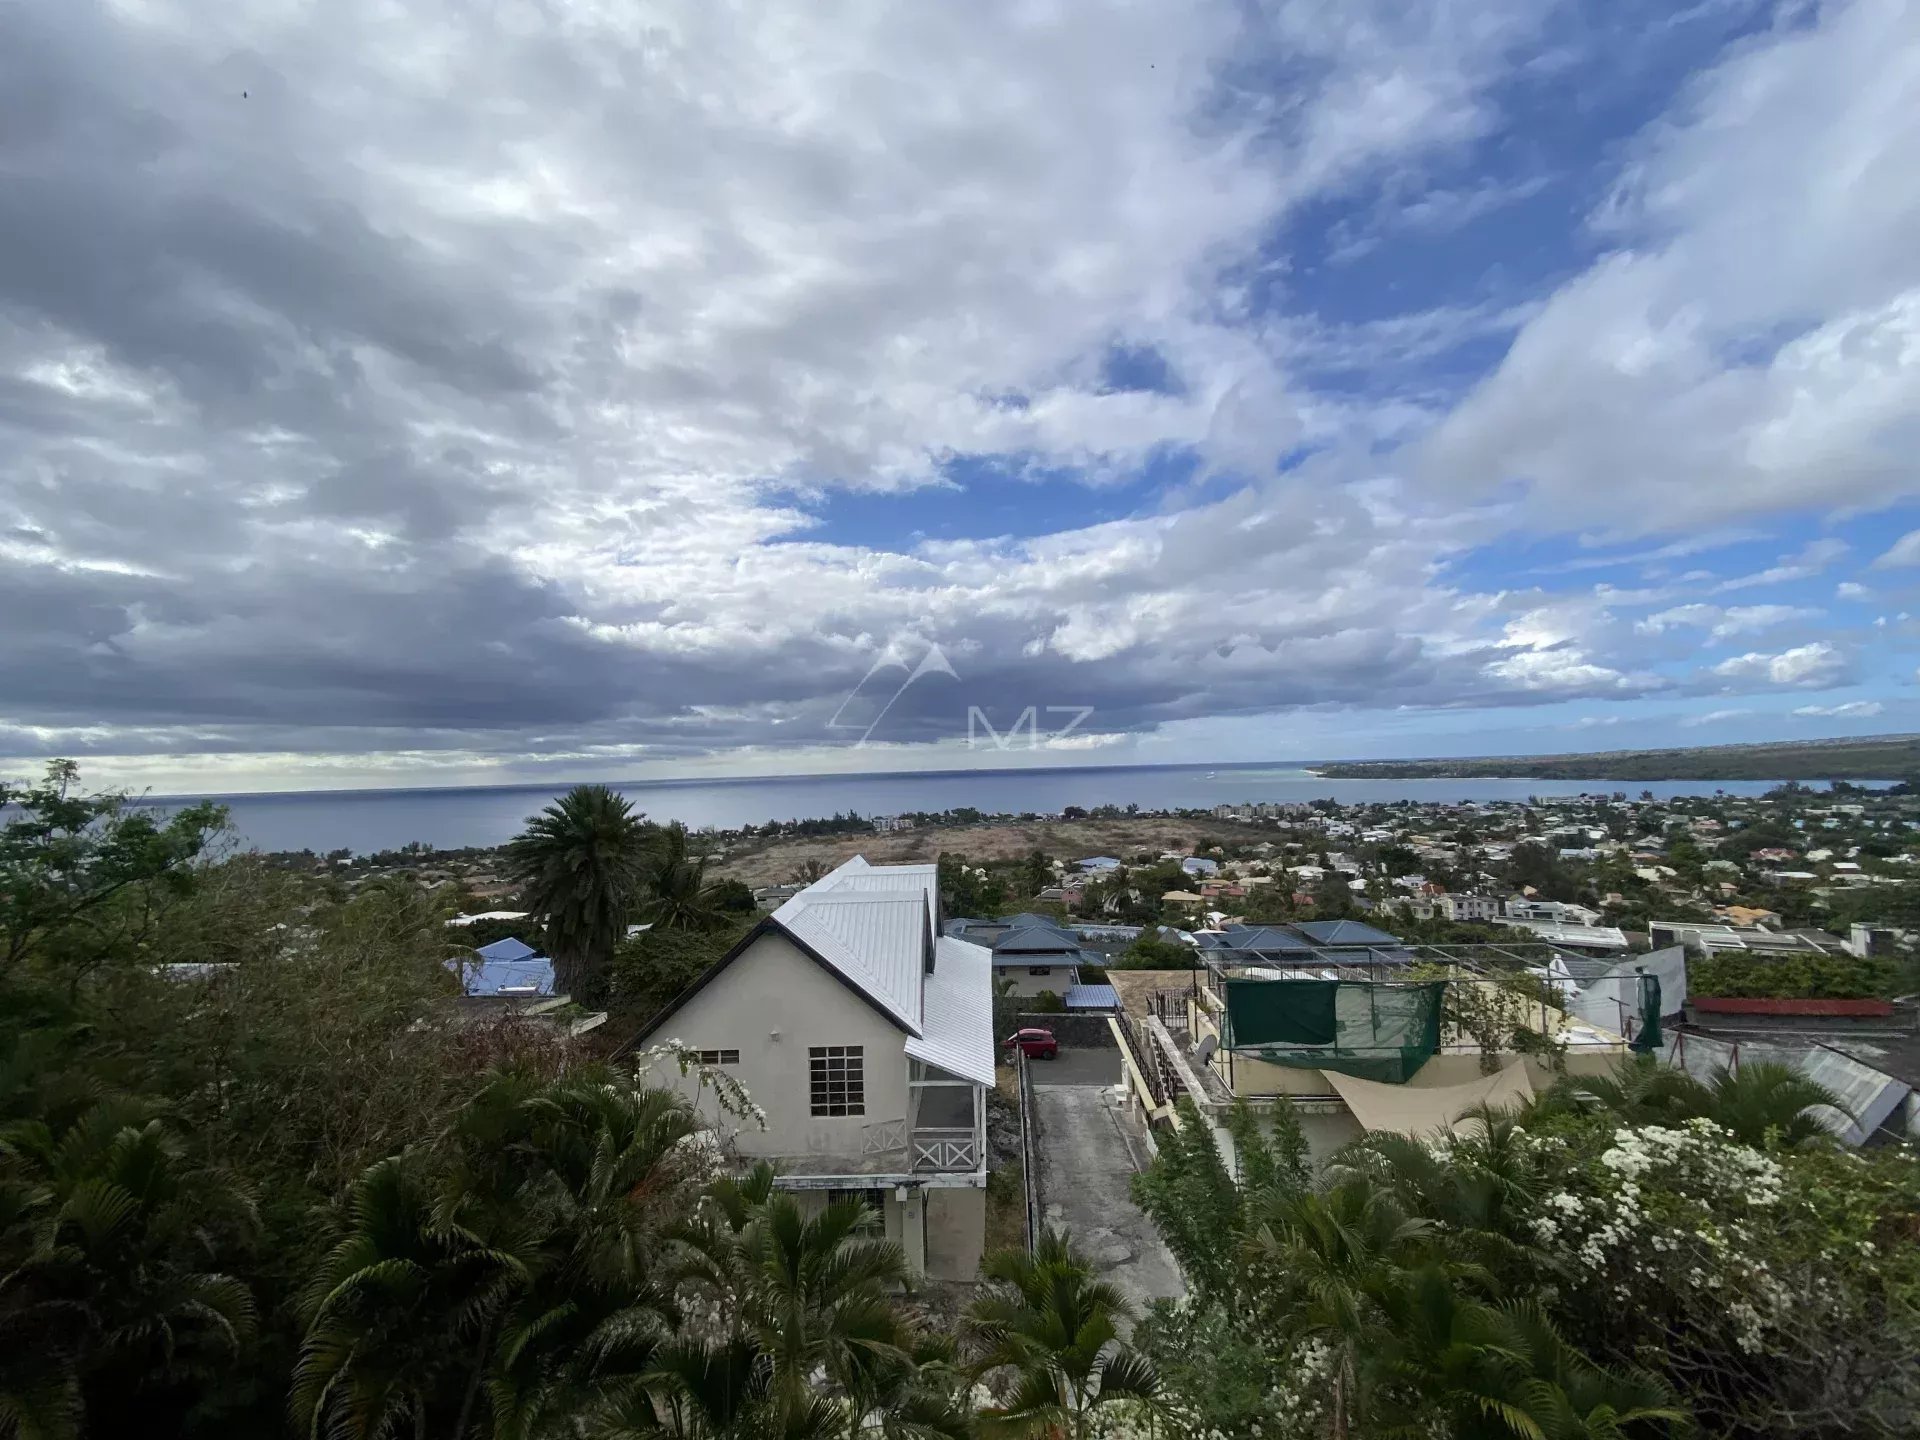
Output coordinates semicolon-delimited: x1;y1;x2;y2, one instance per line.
1323;1060;1535;1138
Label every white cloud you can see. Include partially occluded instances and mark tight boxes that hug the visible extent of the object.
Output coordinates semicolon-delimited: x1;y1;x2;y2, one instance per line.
1636;602;1818;640
1792;700;1884;718
1709;642;1848;689
1680;708;1752;728
1872;529;1920;568
1837;581;1870;599
1713;539;1849;593
1421;0;1920;534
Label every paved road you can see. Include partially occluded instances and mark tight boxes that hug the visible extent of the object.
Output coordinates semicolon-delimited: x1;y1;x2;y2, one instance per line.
1030;1079;1185;1320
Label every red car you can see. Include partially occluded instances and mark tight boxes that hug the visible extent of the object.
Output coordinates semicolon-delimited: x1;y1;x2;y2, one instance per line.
1004;1027;1059;1060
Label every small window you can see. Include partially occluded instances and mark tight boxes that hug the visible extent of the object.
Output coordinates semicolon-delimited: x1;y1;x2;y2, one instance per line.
696;1049;740;1066
1027;966;1052;976
827;1187;885;1214
809;1045;865;1116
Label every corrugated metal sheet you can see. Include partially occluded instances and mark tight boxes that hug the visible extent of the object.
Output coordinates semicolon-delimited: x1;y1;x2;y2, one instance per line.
778;892;927;1034
908;938;995;1085
461;957;555;996
1063;983;1120;1010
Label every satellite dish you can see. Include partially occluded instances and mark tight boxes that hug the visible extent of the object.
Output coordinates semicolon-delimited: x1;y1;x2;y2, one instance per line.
1195;1034;1219;1066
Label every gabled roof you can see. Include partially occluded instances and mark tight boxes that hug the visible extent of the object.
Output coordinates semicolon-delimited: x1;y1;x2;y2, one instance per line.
907;937;995;1086
776;892;929;1033
624;856;950;1051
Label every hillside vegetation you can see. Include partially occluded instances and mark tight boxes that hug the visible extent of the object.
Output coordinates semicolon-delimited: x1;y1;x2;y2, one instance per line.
1313;733;1920;781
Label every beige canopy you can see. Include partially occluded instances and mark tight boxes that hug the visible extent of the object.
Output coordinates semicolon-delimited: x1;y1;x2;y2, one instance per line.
1323;1060;1535;1138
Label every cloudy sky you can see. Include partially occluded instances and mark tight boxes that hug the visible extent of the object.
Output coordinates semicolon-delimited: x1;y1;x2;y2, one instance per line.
5;0;1920;793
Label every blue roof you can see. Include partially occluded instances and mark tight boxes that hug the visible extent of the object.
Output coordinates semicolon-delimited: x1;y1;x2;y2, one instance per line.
993;926;1081;956
458;957;556;997
1074;856;1121;870
1181;857;1220;875
1289;919;1400;947
476;936;539;962
1229;926;1318;954
1063;983;1120;1010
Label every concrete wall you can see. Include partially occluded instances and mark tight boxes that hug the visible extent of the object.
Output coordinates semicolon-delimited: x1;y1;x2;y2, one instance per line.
642;929;909;1166
925;1187;986;1280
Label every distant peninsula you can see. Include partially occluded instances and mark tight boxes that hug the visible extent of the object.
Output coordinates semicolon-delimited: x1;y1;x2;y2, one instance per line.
1310;732;1920;782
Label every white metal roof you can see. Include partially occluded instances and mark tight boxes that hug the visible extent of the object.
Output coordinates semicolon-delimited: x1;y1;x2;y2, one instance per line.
908;937;996;1086
777;892;928;1034
766;857;993;1081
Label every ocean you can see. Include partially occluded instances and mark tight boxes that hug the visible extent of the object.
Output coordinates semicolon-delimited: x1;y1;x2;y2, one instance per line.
139;763;1802;855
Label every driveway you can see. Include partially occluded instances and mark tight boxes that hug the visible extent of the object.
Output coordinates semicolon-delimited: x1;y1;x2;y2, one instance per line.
1027;1046;1120;1088
1029;1080;1185;1320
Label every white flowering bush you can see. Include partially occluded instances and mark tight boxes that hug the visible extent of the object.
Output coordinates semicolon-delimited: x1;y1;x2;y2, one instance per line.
1509;1111;1920;1438
1130;1068;1919;1440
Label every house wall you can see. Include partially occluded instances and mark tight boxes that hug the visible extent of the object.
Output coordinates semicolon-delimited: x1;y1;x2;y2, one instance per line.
992;964;1075;997
643;929;910;1166
925;1188;986;1280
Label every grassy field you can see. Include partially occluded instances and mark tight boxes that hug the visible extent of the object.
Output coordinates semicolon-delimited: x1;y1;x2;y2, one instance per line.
709;815;1279;886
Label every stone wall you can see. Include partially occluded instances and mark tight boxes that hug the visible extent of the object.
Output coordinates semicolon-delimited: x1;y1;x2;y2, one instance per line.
992;1004;1117;1049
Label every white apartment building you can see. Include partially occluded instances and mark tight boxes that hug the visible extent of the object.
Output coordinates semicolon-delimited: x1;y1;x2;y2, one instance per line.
1439;892;1503;922
628;857;993;1279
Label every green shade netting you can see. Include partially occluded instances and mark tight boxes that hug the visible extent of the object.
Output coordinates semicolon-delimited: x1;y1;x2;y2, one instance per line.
1224;978;1445;1084
1629;972;1663;1053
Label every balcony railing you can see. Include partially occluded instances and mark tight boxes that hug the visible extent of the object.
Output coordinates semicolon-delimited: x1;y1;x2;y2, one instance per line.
860;1119;907;1156
910;1127;980;1172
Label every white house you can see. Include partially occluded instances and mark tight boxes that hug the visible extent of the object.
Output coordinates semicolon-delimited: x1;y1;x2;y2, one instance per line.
626;857;994;1280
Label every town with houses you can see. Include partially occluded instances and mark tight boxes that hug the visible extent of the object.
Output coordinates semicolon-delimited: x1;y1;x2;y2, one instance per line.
373;779;1920;1291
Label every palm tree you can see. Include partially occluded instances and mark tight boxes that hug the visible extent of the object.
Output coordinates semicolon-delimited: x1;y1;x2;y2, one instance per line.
1241;1178;1434;1440
675;1188;916;1414
1370;1272;1686;1439
1546;1056;1843;1149
963;1229;1160;1440
636;825;726;934
504;785;653;997
0;1102;257;1439
1700;1061;1842;1148
291;1154;525;1439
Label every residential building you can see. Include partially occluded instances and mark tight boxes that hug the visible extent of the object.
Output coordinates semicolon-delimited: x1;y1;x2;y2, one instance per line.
943;913;1084;995
1505;897;1601;926
629;857;993;1280
871;815;916;833
1437;892;1503;923
1074;855;1122;873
